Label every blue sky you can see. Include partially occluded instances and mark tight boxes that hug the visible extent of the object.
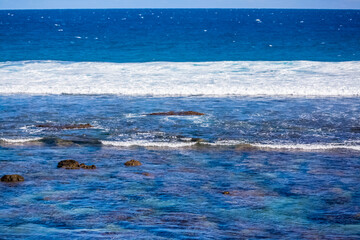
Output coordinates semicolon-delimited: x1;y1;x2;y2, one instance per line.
0;0;359;10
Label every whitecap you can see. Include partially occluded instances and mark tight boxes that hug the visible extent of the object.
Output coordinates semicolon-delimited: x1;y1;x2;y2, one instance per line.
0;60;359;97
253;143;360;152
100;140;360;152
0;137;42;144
101;140;197;148
210;141;360;152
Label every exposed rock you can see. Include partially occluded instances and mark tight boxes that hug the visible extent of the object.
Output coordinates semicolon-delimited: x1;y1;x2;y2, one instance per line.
222;191;231;195
190;138;205;143
57;159;80;169
124;159;142;166
1;174;24;182
80;163;96;169
36;123;93;130
57;160;96;170
148;111;205;116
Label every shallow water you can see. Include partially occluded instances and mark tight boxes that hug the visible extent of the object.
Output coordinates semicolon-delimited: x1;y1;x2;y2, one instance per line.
1;96;360;239
1;8;360;239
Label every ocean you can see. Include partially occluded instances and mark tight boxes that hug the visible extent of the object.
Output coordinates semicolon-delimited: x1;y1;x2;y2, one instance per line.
0;9;360;239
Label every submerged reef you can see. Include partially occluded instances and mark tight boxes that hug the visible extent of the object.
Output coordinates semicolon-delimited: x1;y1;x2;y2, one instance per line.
36;123;93;130
148;111;205;116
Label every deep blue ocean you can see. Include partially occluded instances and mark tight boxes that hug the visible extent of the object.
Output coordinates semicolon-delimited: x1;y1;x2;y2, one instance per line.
1;9;360;62
0;9;360;239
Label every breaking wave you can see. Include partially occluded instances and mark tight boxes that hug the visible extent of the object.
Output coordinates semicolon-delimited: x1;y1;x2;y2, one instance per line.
101;140;360;152
1;136;360;152
101;140;197;148
0;137;43;144
252;143;360;152
0;60;359;97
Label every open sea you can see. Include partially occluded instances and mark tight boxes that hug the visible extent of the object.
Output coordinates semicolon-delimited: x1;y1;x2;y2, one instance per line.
0;9;360;239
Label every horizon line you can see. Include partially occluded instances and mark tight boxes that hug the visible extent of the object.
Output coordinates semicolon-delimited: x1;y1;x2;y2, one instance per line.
1;7;360;11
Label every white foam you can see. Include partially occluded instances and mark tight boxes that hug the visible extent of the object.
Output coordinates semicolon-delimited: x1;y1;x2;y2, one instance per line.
0;60;359;97
101;140;197;148
0;137;42;143
101;140;360;151
253;143;360;151
205;140;247;146
210;140;360;151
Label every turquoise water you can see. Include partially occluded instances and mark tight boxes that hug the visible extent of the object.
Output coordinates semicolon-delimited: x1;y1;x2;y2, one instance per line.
0;9;360;239
1;96;360;239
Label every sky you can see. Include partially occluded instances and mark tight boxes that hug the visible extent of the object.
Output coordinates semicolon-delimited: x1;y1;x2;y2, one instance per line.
0;0;360;10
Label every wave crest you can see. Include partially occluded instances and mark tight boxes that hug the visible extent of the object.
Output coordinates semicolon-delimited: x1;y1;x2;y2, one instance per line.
0;60;359;96
2;137;360;152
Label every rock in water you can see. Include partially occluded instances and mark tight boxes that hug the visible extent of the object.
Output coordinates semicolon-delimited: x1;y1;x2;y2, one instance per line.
80;163;96;169
148;111;205;116
36;123;93;130
57;159;81;169
190;138;205;142
350;127;360;133
57;160;96;169
124;159;142;166
1;174;25;182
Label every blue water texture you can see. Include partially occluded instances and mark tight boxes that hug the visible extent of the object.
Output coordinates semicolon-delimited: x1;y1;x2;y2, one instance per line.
1;9;360;240
0;9;359;62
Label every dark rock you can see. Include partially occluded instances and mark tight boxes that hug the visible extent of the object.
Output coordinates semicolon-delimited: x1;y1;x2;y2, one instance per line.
57;160;96;169
1;174;24;182
36;123;93;130
350;127;360;133
80;163;96;169
124;159;142;166
36;124;53;128
148;111;205;116
57;159;80;169
39;137;101;147
190;138;205;143
40;137;75;146
71;138;102;145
